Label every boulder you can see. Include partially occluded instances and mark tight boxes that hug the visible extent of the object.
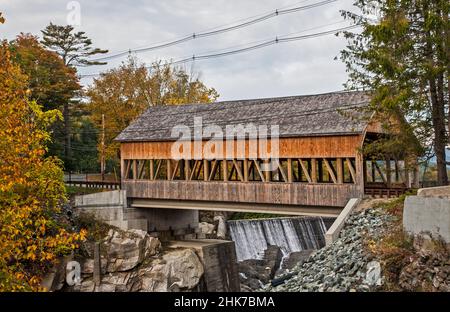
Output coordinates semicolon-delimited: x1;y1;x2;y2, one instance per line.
199;222;216;235
70;247;204;292
238;245;282;291
139;248;204;292
213;216;227;239
277;250;314;276
103;229;160;272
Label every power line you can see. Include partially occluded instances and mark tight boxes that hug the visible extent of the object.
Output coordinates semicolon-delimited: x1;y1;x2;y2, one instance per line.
180;20;348;58
89;0;339;62
80;24;360;78
171;25;359;65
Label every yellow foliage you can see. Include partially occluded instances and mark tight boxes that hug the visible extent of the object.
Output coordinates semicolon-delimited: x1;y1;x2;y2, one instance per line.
0;42;85;291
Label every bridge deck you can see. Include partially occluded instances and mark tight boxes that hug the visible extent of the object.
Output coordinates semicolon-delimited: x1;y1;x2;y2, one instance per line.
130;198;342;218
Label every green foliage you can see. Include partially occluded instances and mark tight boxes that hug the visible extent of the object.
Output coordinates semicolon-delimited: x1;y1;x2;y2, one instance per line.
39;22;108;171
340;0;449;183
73;213;114;243
7;33;85;171
71;119;100;172
41;23;108;66
229;212;286;220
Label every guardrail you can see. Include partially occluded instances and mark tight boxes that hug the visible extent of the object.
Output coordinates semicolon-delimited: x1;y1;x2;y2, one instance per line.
65;180;120;189
364;187;407;198
325;198;361;246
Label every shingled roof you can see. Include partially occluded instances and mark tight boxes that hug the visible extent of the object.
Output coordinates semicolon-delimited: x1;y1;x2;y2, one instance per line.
115;91;371;142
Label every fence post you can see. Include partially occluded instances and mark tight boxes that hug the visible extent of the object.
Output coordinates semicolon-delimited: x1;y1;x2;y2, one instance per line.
93;241;101;286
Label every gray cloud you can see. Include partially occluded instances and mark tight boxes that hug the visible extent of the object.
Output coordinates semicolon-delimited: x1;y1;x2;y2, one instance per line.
0;0;358;100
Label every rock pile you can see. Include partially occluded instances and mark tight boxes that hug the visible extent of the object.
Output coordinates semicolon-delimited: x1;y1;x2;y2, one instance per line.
268;209;395;292
239;245;283;291
398;234;450;291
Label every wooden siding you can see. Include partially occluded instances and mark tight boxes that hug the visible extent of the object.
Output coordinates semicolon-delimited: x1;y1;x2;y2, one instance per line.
123;180;360;208
120;135;363;160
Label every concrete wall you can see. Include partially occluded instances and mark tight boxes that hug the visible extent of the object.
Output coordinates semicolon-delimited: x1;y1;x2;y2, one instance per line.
417;185;450;198
404;186;450;243
75;190;126;207
73;190;199;237
168;240;240;292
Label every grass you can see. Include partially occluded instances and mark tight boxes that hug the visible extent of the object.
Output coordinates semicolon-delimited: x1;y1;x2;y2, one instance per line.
365;192;416;291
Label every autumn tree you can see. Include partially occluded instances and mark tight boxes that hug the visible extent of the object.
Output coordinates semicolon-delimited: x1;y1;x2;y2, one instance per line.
8;33;81;169
41;23;108;170
340;0;449;185
86;57;219;168
0;43;86;291
9;34;80;112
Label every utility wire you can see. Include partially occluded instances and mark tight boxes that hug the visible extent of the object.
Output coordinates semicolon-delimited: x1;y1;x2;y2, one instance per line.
171;24;359;65
80;24;360;78
89;0;339;62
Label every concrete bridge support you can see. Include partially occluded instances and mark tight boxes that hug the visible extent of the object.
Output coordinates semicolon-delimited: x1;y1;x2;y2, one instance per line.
73;190;199;240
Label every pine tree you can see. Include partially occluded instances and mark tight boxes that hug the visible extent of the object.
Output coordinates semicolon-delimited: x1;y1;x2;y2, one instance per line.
41;23;108;170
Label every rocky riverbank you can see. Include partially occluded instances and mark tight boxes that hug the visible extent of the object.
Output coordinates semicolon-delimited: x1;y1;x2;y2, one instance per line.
267;208;393;292
267;199;450;292
43;228;205;292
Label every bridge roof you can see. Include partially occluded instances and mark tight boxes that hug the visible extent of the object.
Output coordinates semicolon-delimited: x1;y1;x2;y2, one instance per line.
115;90;372;142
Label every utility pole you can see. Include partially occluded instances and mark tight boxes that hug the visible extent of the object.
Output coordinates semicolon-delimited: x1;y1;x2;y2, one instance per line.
101;114;105;181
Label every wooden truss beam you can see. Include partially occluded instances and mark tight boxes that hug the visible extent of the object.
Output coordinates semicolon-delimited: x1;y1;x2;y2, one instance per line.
346;158;356;183
323;158;337;184
298;159;312;183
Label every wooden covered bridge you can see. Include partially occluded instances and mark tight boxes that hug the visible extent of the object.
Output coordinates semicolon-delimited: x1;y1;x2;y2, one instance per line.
115;91;418;217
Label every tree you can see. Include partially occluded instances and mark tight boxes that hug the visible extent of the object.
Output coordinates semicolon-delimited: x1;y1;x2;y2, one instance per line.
71;119;100;172
340;0;449;185
8;33;81;169
0;43;86;291
9;34;80;111
86;57;219;168
41;23;108;67
41;23;108;170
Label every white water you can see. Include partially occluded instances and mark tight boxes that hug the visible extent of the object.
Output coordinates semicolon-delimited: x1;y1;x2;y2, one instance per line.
228;217;328;261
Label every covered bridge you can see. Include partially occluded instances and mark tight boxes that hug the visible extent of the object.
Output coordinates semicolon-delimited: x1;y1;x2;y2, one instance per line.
115;91;417;217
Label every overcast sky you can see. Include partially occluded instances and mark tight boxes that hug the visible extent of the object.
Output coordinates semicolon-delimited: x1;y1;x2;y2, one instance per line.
0;0;359;101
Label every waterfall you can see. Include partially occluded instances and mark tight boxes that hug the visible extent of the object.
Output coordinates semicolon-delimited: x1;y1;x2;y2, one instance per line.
228;216;329;261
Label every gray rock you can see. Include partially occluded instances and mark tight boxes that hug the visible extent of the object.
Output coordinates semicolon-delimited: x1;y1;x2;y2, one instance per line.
103;229;160;273
268;208;394;292
139;248;204;292
199;222;216;235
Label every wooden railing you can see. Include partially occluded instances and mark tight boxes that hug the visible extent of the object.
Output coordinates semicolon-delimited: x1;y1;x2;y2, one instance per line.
64;173;120;189
123;179;361;208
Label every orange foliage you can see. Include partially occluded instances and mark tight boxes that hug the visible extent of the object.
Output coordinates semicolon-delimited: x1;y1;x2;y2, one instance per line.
0;43;86;291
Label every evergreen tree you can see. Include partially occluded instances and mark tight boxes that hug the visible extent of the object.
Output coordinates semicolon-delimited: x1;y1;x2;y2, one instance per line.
41;23;108;170
340;0;449;185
